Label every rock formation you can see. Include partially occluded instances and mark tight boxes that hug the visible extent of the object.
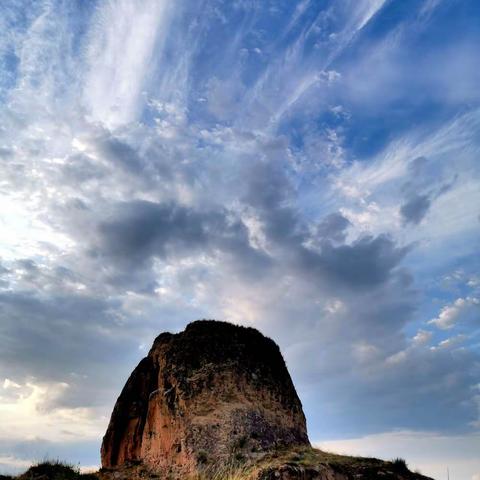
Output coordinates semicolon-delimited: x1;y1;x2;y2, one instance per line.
101;320;433;480
101;320;309;477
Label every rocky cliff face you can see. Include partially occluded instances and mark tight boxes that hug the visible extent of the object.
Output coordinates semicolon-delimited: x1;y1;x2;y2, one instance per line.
101;320;309;477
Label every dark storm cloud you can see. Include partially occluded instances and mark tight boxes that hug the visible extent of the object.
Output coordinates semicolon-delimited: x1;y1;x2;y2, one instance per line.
300;234;411;290
282;268;480;438
400;156;459;226
0;262;9;288
399;157;434;226
0;287;149;413
93;134;144;174
400;193;431;225
89;131;177;187
243;160;303;246
0;256;214;410
303;340;480;438
93;200;271;279
97;201;210;263
243;160;410;291
234;160;475;438
61;153;108;185
408;156;428;175
9;259;78;292
0;146;13;158
373;347;480;432
0;260;9;276
316;213;351;243
0;289;120;378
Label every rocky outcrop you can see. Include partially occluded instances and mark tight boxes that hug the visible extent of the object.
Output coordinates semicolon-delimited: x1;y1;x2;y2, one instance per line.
100;320;433;480
101;320;309;477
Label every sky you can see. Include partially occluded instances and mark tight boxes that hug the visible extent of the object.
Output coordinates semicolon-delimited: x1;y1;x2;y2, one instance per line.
0;0;479;478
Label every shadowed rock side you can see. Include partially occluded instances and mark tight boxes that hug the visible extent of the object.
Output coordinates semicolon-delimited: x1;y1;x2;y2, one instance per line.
101;320;309;477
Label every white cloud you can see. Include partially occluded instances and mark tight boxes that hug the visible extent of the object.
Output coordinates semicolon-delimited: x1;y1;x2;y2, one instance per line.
412;329;432;346
429;297;479;330
431;334;467;351
0;379;106;443
324;299;345;315
83;0;172;127
467;276;480;288
326;109;480;271
3;378;21;389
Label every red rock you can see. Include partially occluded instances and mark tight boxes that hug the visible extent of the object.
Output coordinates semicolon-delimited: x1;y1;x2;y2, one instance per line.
101;320;309;477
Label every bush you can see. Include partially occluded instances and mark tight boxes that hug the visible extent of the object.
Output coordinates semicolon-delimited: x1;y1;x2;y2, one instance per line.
18;460;98;480
391;457;408;471
21;460;78;480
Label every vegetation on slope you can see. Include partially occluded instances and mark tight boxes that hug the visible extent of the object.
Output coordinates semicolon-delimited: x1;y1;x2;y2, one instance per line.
2;460;97;480
2;448;427;480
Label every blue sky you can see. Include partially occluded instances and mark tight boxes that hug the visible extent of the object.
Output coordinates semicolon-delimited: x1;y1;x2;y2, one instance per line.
0;1;479;479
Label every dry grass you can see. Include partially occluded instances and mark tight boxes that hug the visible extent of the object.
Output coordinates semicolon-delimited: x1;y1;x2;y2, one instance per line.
254;445;383;469
7;447;425;480
189;459;259;480
186;445;387;480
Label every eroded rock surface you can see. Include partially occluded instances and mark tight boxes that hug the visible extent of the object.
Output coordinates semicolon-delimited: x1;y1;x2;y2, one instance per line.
101;320;309;477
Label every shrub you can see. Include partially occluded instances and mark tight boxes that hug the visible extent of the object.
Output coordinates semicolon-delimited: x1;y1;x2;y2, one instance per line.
18;460;99;480
391;457;408;471
21;459;79;480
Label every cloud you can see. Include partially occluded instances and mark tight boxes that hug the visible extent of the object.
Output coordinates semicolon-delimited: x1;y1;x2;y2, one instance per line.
0;379;105;443
431;334;468;351
96;201;215;264
0;0;479;474
241;159;411;291
301;234;410;290
412;329;432;346
400;193;431;225
399;156;460;226
317;431;480;480
92;134;145;175
93;199;271;284
83;0;173;127
315;213;351;243
429;297;480;330
0;289;126;387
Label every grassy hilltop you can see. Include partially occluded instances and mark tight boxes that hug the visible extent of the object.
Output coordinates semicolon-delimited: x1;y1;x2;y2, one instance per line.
1;447;430;480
